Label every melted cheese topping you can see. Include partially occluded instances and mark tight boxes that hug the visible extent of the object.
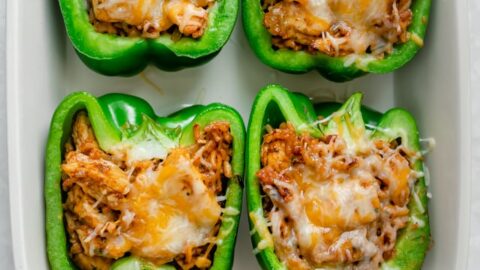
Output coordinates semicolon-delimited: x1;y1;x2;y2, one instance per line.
257;123;420;269
279;162;385;265
328;0;389;21
126;149;221;261
63;114;233;269
307;0;393;54
301;0;333;30
91;0;211;38
264;0;412;57
303;178;380;229
93;0;167;27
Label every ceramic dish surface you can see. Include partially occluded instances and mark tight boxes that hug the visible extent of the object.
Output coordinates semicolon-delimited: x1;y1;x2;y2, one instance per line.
6;0;471;269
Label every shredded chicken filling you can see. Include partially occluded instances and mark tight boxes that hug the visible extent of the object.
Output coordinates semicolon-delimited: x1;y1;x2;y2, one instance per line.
257;123;420;270
62;112;233;270
89;0;215;39
263;0;413;57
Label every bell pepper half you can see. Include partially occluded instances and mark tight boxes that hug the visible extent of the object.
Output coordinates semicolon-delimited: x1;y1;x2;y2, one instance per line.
246;84;430;269
58;0;239;76
45;92;245;269
242;0;431;82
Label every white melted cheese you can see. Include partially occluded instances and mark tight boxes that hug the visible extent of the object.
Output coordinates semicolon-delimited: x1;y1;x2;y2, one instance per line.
249;209;274;253
93;0;210;34
112;140;171;165
272;166;381;263
263;137;418;266
300;0;396;55
331;228;378;257
303;179;380;229
410;215;425;228
328;0;389;29
302;0;334;30
125;149;221;260
94;0;165;27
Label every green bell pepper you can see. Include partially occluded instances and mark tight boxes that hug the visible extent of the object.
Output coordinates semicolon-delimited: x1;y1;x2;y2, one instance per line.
45;92;245;269
111;257;176;270
58;0;239;76
242;0;431;82
246;84;430;269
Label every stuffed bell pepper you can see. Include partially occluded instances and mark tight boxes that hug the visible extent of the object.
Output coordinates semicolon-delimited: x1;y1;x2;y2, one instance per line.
246;85;430;269
45;92;245;270
243;0;431;81
58;0;238;75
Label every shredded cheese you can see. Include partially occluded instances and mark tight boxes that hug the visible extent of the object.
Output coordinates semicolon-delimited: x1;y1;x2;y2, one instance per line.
264;0;413;58
411;32;425;47
410;215;425;228
125;150;221;260
91;0;213;38
222;206;240;216
249;210;274;252
257;122;424;269
412;186;425;214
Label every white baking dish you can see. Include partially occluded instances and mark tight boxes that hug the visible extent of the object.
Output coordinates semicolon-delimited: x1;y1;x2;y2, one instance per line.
6;0;471;269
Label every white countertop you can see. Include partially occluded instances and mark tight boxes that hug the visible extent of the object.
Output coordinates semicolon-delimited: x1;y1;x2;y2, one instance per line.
0;0;478;269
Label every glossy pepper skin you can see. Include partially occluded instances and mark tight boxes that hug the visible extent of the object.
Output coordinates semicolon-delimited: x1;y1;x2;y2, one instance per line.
246;85;430;269
58;0;238;76
45;92;245;270
242;0;431;82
